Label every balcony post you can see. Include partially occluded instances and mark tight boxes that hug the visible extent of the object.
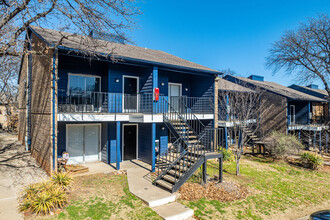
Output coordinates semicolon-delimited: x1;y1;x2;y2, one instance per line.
319;131;322;155
116;121;121;170
214;77;220;151
225;95;229;149
152;123;156;172
326;132;328;154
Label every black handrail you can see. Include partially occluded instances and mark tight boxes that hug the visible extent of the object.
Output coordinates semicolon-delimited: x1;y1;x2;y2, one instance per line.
155;96;223;186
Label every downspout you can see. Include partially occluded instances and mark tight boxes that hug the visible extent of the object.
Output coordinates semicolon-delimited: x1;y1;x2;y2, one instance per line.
26;38;32;151
52;48;58;171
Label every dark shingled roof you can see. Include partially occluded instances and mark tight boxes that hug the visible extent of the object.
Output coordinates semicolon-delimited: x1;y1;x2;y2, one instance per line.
225;75;328;102
289;85;328;98
29;26;219;74
218;78;255;92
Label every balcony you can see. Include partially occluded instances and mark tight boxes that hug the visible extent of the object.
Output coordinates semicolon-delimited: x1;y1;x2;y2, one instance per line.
57;90;214;121
288;115;329;131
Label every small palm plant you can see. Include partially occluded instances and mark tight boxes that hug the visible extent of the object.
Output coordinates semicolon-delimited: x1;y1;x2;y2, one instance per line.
52;172;73;189
19;172;72;215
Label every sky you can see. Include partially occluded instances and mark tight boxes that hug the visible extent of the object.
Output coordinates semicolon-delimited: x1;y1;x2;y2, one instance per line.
131;0;330;89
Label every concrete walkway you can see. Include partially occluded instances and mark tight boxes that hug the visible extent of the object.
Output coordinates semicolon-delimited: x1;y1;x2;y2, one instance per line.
0;173;22;220
122;160;194;220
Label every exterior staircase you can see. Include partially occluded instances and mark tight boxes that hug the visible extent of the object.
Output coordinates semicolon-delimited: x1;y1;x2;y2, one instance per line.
243;127;265;155
154;97;221;192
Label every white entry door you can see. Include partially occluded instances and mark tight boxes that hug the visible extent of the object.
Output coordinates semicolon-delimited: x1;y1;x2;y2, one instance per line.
66;124;100;164
168;83;182;111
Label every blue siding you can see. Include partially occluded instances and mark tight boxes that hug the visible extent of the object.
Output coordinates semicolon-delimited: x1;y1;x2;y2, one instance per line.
108;122;117;163
101;122;108;163
289;101;309;124
158;69;214;98
58;55;108;93
156;123;168;156
138;124;152;164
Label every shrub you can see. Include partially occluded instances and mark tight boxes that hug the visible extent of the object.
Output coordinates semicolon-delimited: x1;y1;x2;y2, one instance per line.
300;152;323;170
52;172;73;189
221;149;235;162
264;131;303;160
20;173;72;215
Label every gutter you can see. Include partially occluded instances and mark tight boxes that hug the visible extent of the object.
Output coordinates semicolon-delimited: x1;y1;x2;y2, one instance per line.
52;48;57;171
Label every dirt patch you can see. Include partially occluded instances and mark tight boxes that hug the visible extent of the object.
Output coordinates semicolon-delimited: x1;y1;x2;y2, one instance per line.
70;172;127;202
0;132;48;193
179;181;248;202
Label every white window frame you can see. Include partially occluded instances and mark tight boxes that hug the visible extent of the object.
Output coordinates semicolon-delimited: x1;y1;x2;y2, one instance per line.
67;73;101;94
122;75;139;112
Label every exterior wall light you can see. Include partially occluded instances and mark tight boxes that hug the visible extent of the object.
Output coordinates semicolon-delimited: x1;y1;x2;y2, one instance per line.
185;88;188;92
161;82;165;86
115;78;119;83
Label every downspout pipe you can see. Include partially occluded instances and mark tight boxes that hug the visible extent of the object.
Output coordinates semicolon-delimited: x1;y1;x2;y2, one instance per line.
52;48;57;171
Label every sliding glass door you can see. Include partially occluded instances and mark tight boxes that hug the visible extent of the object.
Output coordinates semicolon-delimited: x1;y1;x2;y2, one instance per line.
66;124;100;164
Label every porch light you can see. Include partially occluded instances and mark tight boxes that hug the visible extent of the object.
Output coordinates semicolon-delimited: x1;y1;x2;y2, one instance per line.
115;78;119;83
161;126;165;130
185;88;188;92
161;82;164;86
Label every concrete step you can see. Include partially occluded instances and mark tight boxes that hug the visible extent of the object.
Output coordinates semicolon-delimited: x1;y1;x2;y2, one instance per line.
156;179;173;191
152;202;194;220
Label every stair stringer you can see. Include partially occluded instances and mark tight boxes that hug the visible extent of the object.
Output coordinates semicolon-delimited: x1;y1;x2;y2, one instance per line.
171;155;205;193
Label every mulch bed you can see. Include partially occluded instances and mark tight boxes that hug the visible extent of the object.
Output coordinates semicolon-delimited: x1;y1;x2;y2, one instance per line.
179;181;248;202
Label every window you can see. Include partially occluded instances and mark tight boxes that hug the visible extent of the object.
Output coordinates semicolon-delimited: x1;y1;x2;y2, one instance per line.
68;74;100;94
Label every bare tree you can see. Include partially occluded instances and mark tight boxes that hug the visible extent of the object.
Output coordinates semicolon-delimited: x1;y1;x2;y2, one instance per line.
266;14;330;97
218;87;263;175
0;0;140;105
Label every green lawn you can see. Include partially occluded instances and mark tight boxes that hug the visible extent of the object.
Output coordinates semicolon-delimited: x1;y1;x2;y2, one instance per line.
179;156;330;220
48;173;161;220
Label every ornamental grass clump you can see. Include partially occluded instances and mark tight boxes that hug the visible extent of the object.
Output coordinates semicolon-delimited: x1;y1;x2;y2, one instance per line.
264;131;303;160
300;152;324;170
20;172;72;215
52;171;73;190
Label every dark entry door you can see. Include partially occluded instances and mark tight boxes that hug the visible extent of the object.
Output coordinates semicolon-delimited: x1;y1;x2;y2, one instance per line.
123;77;138;112
123;125;137;160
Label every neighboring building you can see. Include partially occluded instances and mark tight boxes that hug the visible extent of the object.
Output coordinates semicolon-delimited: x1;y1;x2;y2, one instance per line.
289;84;329;125
225;75;329;149
0;103;18;131
18;26;222;192
217;78;261;149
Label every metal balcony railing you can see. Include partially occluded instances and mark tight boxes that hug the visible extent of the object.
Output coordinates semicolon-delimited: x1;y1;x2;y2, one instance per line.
57;90;214;116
